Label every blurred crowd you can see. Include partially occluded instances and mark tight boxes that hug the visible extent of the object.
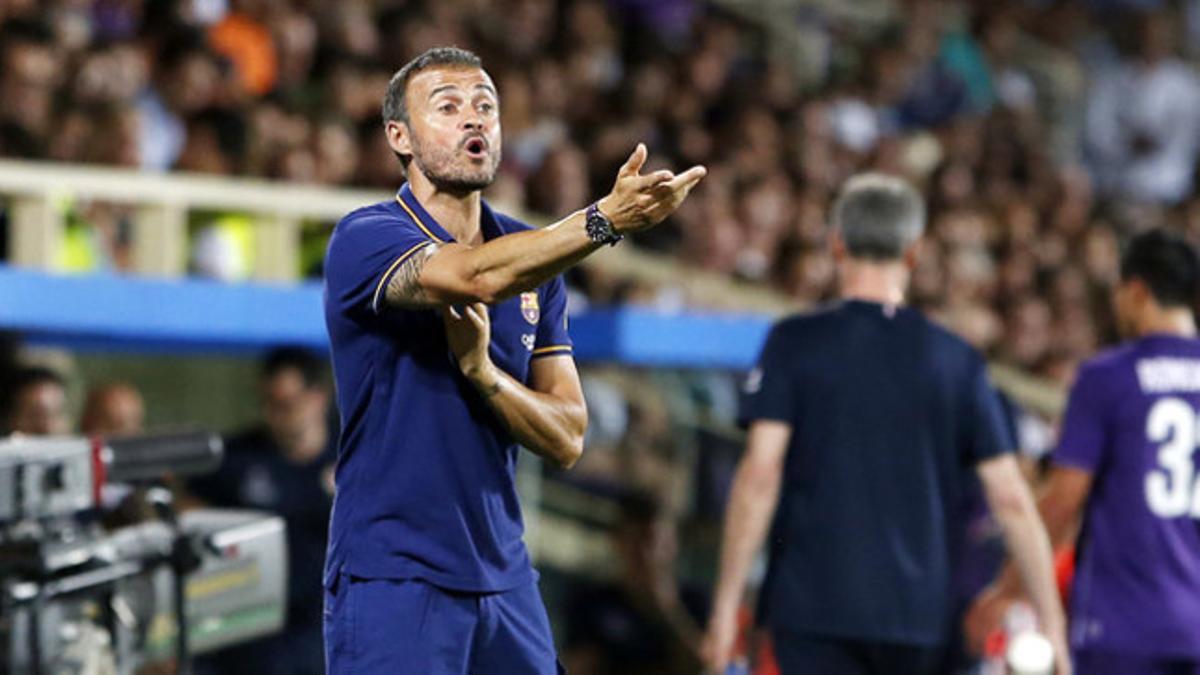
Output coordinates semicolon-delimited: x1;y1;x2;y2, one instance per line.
5;0;1200;383
6;2;1200;671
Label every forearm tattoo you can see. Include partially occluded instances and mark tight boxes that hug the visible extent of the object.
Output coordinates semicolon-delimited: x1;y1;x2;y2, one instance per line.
384;244;439;307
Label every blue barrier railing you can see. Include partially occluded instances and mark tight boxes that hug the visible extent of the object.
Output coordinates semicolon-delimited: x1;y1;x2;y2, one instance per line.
0;266;772;368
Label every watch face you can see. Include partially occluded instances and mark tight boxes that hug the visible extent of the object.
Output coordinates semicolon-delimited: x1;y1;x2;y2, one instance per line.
586;203;622;245
586;206;609;237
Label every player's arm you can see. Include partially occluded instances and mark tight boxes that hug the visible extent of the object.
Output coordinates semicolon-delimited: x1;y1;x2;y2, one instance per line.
977;455;1065;619
443;304;586;469
702;419;790;672
966;464;1091;643
382;144;706;309
1036;465;1092;548
991;364;1101;589
975;454;1072;674
991;464;1093;596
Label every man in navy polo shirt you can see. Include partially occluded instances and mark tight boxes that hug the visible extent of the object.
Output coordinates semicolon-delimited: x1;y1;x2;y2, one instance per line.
321;46;705;674
702;174;1068;675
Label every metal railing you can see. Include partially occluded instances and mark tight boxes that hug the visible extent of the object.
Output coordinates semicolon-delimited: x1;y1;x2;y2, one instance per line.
0;159;383;280
0;159;1066;415
0;159;796;312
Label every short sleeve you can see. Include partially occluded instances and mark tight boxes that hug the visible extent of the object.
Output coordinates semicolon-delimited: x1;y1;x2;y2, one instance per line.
324;212;434;319
962;357;1014;464
737;323;795;427
530;275;573;360
995;391;1026;454
1051;364;1109;473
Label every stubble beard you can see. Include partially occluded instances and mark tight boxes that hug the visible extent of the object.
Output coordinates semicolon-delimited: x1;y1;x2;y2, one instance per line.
410;134;501;196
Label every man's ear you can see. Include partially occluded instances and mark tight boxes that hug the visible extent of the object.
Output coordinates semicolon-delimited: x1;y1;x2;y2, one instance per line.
902;239;922;270
385;119;412;159
1127;277;1154;306
829;230;847;262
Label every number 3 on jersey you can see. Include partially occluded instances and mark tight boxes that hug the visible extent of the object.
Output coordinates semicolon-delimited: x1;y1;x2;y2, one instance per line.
1146;397;1200;519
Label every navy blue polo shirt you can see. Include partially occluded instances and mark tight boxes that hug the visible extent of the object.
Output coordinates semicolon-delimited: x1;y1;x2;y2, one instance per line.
739;300;1011;646
322;183;573;592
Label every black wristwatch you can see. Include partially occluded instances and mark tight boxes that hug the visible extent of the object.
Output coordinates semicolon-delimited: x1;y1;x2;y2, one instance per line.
585;203;624;247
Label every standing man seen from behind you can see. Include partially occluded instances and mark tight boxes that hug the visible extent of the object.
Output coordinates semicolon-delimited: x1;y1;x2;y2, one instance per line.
968;229;1200;675
322;46;705;674
702;174;1068;675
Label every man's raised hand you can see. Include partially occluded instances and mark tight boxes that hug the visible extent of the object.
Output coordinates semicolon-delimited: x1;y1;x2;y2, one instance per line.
597;143;707;235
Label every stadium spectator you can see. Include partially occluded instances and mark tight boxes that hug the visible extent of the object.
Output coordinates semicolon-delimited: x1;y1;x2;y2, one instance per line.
1085;10;1200;203
0;20;60;157
188;347;335;675
4;365;70;436
206;0;277;96
84;382;153;526
136;31;225;171
80;381;145;436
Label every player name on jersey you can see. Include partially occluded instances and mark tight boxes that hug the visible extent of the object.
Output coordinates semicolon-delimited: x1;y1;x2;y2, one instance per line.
1137;357;1200;393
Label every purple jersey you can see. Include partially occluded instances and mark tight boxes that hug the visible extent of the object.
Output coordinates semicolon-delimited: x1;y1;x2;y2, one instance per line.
1054;334;1200;658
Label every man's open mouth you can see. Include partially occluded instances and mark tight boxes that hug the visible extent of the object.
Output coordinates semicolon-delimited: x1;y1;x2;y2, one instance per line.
463;136;488;159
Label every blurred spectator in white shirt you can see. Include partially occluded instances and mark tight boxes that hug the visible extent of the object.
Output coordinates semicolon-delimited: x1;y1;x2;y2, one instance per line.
1085;11;1200;203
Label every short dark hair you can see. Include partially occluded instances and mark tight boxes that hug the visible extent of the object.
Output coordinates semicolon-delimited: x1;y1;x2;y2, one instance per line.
3;366;66;421
261;347;327;389
155;28;212;76
10;366;65;393
382;46;483;125
1121;229;1200;308
0;19;55;54
190;107;247;161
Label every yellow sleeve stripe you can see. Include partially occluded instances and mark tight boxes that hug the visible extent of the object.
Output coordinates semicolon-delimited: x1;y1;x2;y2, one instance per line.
531;345;573;357
370;241;434;313
395;195;447;244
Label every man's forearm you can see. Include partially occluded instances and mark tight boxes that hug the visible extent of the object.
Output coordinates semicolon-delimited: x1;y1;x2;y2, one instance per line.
383;208;603;309
459;209;602;302
466;364;586;469
995;468;1088;598
993;491;1066;634
711;456;782;623
385;147;706;309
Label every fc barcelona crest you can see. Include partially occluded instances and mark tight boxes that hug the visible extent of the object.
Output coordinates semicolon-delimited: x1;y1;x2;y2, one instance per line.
520;292;540;325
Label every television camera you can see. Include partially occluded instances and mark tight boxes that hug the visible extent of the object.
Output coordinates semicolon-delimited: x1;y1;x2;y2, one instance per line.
0;433;288;675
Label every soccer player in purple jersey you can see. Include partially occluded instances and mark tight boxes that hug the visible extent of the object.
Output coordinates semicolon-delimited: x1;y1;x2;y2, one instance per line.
968;229;1200;674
